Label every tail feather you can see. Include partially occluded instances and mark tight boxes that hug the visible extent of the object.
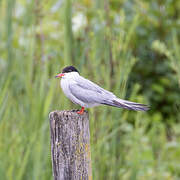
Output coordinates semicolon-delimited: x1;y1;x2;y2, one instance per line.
102;99;149;111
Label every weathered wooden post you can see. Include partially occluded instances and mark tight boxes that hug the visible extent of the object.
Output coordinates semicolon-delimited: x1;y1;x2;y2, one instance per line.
49;110;92;180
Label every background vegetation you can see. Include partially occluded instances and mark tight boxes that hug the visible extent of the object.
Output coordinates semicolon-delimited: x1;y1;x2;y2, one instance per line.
0;0;180;179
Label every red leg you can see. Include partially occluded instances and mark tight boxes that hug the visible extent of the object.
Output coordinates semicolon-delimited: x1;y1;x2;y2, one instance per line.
77;107;85;115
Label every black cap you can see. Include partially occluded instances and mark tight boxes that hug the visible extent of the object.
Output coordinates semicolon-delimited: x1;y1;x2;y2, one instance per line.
62;66;79;73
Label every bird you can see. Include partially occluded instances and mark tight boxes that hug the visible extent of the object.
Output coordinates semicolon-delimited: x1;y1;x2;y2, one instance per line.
56;66;149;114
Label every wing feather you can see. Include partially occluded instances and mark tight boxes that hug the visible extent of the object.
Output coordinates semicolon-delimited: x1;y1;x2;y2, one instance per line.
69;75;149;111
69;76;115;104
74;76;115;97
69;83;106;103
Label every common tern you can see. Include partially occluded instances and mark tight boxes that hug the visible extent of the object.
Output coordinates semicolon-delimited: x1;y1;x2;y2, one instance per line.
56;66;149;114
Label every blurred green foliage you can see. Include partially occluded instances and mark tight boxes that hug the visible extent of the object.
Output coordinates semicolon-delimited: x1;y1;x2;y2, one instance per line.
0;0;180;179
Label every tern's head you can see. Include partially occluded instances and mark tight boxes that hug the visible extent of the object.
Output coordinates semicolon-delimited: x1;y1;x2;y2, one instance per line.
55;66;79;79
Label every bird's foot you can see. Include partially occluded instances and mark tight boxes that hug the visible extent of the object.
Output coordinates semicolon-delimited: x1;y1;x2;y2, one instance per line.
77;107;85;115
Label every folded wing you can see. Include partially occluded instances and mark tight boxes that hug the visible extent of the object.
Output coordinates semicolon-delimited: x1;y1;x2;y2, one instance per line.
69;83;113;104
69;76;149;111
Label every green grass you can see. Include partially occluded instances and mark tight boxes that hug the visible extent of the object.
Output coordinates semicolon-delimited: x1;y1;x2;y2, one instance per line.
0;0;180;179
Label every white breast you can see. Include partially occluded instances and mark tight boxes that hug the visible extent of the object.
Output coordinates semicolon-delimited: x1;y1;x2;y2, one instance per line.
60;72;101;108
60;74;87;107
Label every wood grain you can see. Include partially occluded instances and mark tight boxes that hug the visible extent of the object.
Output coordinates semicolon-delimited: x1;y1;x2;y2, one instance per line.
49;110;92;180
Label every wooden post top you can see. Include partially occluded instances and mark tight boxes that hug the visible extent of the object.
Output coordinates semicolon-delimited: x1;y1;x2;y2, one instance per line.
49;110;88;119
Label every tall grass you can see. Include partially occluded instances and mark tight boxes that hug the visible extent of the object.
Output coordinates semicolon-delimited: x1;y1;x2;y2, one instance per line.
0;0;180;180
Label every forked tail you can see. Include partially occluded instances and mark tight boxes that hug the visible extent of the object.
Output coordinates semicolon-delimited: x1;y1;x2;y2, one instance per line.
102;98;149;111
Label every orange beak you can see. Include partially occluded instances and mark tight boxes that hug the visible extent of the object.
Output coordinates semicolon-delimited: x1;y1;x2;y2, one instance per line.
55;73;65;78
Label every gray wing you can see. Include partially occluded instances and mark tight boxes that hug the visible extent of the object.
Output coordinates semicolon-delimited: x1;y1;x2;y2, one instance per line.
69;76;116;104
69;76;149;111
75;76;115;96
